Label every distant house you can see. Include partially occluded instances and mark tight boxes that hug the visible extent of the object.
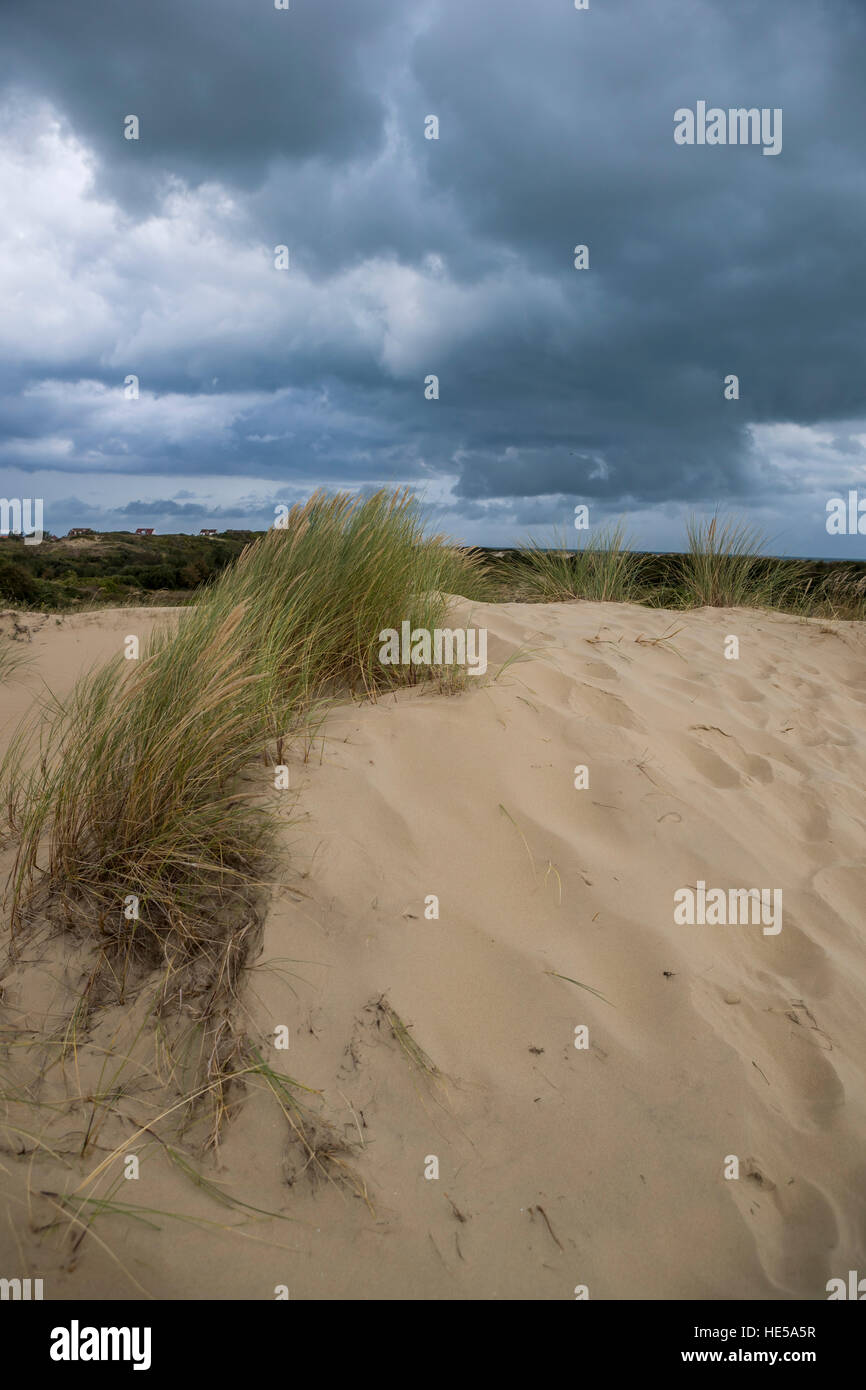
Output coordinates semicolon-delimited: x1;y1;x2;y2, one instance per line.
67;527;95;538
135;527;155;536
199;528;218;536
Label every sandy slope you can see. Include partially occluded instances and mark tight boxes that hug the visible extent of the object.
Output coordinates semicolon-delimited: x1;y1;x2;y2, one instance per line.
1;600;865;1299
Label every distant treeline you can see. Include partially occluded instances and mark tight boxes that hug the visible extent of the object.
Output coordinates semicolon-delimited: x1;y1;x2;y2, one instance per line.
1;531;864;613
0;531;259;608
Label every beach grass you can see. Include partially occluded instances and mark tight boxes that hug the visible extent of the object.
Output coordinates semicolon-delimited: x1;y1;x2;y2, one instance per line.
502;512;859;619
507;523;645;603
676;515;811;611
0;490;489;1119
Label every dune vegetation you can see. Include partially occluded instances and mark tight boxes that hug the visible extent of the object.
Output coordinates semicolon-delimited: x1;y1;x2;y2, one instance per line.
505;513;866;620
1;489;489;1132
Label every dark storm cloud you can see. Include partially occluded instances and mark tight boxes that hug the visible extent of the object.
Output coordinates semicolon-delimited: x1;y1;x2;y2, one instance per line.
1;0;865;547
404;0;866;501
0;0;406;201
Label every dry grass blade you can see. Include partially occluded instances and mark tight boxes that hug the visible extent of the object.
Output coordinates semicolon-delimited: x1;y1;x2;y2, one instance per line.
545;969;616;1008
375;997;442;1080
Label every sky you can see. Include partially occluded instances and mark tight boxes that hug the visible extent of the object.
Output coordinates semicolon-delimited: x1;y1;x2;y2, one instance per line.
1;0;865;556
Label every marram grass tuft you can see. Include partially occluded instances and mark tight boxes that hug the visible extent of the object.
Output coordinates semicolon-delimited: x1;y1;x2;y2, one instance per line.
2;489;489;1020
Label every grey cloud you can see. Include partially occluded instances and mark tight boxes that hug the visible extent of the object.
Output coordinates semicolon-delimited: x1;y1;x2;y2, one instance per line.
0;0;864;553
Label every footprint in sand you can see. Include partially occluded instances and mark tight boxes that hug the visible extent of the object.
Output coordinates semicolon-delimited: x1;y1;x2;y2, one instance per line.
724;675;766;703
582;659;619;681
756;1002;845;1128
761;912;836;1001
689;727;777;786
567;683;641;729
768;784;830;841
696;975;842;1131
728;1163;838;1297
682;741;742;788
743;754;774;784
808;866;866;945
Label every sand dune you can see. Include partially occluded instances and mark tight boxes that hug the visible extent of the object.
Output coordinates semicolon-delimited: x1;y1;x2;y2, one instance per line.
1;599;865;1299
